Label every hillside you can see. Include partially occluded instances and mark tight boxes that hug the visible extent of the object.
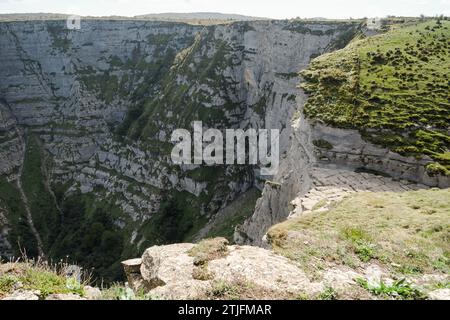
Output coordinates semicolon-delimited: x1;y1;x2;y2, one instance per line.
268;189;449;285
300;20;450;176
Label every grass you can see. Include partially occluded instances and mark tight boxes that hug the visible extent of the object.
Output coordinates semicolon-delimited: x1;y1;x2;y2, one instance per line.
188;237;229;266
431;280;450;290
208;280;242;300
356;278;426;300
188;238;229;281
317;287;339;300
300;20;450;174
0;259;89;299
267;188;450;278
311;199;328;211
341;227;377;262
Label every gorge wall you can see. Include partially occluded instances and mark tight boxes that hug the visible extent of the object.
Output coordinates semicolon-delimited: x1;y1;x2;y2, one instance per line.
235;114;449;246
236;20;450;245
0;19;361;280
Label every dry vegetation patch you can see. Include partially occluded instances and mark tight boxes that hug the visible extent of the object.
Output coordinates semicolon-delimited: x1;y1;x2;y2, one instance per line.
268;188;450;279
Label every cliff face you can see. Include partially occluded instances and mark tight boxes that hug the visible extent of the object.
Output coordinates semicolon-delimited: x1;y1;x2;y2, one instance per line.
235;114;445;245
0;19;360;277
236;21;450;245
237;96;449;246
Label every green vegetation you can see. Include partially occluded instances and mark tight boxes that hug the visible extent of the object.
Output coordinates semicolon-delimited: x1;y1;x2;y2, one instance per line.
188;237;229;281
47;22;72;52
21;135;60;252
208;280;242;299
317;287;339;300
109;27;259;264
121;29;237;142
313;139;333;150
29;26;255;285
49;193;125;284
0;261;87;299
188;237;229;266
268;188;450;278
0;177;36;257
431;280;450;289
137;191;209;248
204;188;261;241
300;20;450;174
356;278;426;300
0;134;63;258
79;73;120;104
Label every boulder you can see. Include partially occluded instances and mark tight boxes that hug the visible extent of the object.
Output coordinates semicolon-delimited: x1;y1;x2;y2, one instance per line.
121;258;150;292
140;243;195;289
125;242;324;299
207;245;323;295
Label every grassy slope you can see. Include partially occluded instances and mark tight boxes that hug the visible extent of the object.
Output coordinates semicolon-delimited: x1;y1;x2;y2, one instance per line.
0;261;86;299
268;188;450;280
300;20;450;175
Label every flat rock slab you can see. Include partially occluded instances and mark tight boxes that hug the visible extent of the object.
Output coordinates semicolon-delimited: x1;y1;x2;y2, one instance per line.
208;246;323;295
140;243;324;299
141;243;196;289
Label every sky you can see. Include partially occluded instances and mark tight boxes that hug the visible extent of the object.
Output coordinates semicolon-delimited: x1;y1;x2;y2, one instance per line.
0;0;448;19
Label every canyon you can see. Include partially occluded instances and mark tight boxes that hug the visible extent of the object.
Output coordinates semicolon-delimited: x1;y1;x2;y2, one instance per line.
0;17;448;285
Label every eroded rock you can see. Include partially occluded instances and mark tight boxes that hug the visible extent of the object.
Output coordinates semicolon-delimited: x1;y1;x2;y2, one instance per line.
125;242;323;299
2;290;40;300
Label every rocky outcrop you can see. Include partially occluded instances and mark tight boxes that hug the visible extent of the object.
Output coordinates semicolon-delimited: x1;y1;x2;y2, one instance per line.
236;114;447;245
310;122;450;188
235;114;315;245
288;167;430;219
121;239;450;300
122;241;324;299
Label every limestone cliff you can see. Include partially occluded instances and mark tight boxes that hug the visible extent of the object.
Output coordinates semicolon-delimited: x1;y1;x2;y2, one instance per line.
236;20;450;245
0;19;360;279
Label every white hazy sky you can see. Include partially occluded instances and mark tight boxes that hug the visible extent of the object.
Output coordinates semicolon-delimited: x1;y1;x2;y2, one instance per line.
0;0;448;19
